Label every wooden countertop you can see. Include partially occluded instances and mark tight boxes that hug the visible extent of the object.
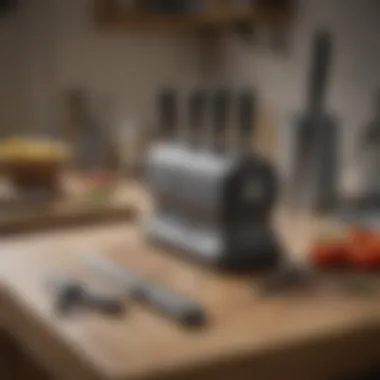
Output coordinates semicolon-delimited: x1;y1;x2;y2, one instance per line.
0;199;379;380
0;176;141;236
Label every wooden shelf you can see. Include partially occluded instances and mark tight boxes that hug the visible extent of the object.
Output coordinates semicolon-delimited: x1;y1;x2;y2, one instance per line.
94;0;294;33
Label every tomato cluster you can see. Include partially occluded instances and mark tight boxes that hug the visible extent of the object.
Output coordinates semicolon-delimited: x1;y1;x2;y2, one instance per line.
310;227;380;270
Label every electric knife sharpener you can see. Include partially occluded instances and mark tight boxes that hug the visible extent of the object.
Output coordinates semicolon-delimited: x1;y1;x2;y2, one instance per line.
146;88;281;270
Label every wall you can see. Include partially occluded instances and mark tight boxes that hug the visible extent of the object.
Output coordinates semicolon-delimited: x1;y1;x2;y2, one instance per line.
1;0;379;184
54;0;203;131
221;0;380;188
0;3;30;135
0;0;201;135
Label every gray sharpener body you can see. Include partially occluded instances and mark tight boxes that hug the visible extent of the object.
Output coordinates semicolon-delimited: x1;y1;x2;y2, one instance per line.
146;143;280;270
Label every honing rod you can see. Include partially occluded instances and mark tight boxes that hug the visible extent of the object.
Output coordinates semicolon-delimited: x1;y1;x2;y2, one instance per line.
82;254;206;327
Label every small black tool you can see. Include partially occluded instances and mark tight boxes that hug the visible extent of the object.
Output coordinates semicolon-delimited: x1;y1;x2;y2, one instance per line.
47;275;126;316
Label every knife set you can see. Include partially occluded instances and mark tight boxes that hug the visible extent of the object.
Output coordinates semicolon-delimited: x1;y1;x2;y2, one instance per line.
146;87;281;270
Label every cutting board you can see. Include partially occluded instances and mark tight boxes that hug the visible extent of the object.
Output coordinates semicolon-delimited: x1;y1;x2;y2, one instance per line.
0;177;140;237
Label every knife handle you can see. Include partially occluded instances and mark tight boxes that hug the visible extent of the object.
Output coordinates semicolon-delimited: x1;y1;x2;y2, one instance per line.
211;88;230;152
157;88;177;141
374;88;380;119
135;284;206;327
238;88;256;153
188;88;207;148
48;275;126;316
83;290;126;316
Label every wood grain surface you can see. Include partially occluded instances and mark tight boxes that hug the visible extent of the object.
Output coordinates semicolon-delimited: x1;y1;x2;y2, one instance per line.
0;202;379;380
0;204;136;237
0;179;142;237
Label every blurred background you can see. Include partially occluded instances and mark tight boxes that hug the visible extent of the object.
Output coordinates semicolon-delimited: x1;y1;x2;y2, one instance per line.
0;0;379;185
0;1;379;380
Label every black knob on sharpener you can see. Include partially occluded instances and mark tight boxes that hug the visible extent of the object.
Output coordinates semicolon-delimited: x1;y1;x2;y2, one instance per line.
157;88;177;142
188;88;207;149
237;89;256;155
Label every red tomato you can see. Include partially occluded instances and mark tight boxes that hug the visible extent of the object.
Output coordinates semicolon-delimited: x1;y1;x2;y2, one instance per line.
349;238;380;270
309;240;349;269
348;227;375;245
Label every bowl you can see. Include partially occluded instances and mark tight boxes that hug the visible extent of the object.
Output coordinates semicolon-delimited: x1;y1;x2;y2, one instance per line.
0;138;70;193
